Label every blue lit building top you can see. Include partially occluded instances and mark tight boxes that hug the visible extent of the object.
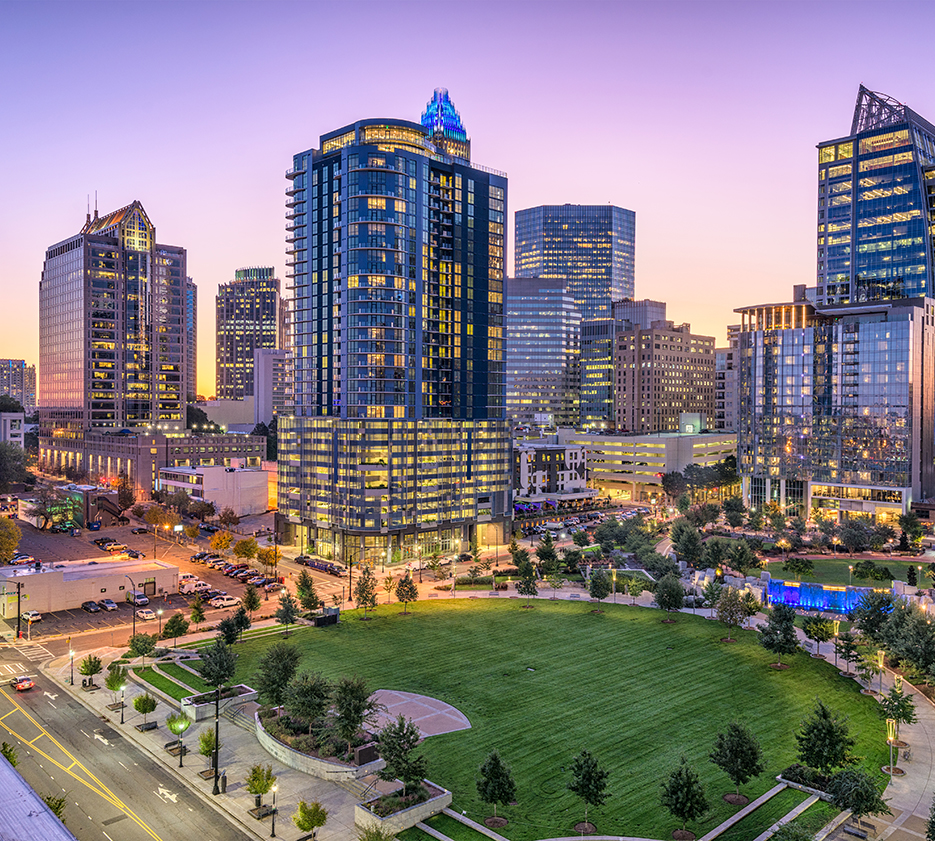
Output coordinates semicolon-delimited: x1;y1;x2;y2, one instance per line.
421;88;470;160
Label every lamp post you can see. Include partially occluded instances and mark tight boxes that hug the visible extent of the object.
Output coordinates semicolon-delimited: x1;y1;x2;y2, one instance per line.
848;564;853;586
212;685;221;795
833;619;840;670
125;574;137;637
381;550;385;573
157;608;163;637
612;569;616;604
886;718;897;774
69;648;74;686
417;543;422;584
120;685;126;724
833;536;840;556
877;649;886;695
270;784;278;837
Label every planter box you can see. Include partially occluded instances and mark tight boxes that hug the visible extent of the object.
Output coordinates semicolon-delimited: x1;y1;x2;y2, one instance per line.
136;721;158;732
776;775;833;802
255;712;385;781
181;685;257;722
355;782;452;835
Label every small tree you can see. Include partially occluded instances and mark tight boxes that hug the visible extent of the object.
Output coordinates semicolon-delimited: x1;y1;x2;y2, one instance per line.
654;574;685;616
476;750;516;819
709;721;765;798
166;711;192;756
333;675;384;756
233;537;258;560
105;665;128;705
286;671;333;735
134;692;157;725
879;683;917;743
42;792;67;825
0;518;22;563
217;616;239;646
795;699;855;775
1;741;17;766
292;800;328;836
354;564;378;615
834;630;860;675
740;590;760;629
218;506;240;528
254;642;301;711
242;584;261;618
395;575;419;614
716;587;745;642
802;616;834;658
162;612;190;645
588;569;611;604
702;580;723;611
567;750;609;828
200;636;238;689
517;569;538;606
183;524;200;541
275;591;300;634
245;763;276;807
757;603;799;667
210;530;233;554
190;597;206;630
573;530;590;547
199;729;220;768
233;605;251;641
382;575;397;605
377;715;427;796
128;633;157;668
782;555;814;582
828;768;891;829
547;573;565;598
627;578;644;605
660;757;709;832
297;569;321;611
78;654;103;687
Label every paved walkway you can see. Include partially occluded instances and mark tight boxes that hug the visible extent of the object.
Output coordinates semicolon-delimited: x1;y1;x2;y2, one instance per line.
373;689;471;737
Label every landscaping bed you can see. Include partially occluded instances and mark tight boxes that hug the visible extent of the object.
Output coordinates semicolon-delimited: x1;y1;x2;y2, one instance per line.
133;667;192;702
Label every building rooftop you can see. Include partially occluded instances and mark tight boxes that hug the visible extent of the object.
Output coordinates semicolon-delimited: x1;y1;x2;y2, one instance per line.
421;87;468;142
0;558;175;582
0;754;79;840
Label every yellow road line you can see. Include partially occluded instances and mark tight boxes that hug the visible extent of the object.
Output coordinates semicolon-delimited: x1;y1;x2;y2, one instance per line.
0;687;164;841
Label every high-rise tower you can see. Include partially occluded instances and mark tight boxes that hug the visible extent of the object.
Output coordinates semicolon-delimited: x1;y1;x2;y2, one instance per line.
277;91;512;565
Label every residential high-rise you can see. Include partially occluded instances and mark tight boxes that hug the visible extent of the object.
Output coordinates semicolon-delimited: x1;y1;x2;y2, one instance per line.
215;267;282;400
816;85;935;305
714;324;740;431
613;320;715;433
736;288;935;521
0;360;36;412
515;204;635;321
579;299;666;429
505;277;580;429
277;90;512;565
253;348;293;426
184;277;197;401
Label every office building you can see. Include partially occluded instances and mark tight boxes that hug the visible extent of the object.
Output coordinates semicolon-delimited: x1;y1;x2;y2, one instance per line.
253;348;293;425
277;90;512;565
0;413;25;448
0;360;36;412
714;324;740;431
215;267;283;400
816;85;935;305
184;277;197;401
158;464;268;517
580;299;666;429
513;441;596;506
736;288;934;521
505;277;580;429
613;320;715;433
515;204;636;320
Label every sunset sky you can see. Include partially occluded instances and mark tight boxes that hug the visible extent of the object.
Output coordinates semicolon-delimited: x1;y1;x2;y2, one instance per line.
2;0;933;396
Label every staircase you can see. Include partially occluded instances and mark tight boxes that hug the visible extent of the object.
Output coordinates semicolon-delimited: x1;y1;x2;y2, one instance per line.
223;704;256;733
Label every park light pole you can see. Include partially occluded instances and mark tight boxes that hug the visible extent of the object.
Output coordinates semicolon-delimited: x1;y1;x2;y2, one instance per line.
69;648;74;686
270;784;278;837
833;536;840;555
212;685;221;795
120;685;126;724
157;608;163;637
417;543;422;584
877;649;886;695
612;569;616;604
886;718;897;774
848;564;853;586
832;620;840;670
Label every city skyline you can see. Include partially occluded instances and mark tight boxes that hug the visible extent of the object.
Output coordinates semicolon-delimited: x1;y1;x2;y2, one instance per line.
3;0;934;394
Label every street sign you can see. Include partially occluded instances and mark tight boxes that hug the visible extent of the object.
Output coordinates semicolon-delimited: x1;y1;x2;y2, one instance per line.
173;525;184;532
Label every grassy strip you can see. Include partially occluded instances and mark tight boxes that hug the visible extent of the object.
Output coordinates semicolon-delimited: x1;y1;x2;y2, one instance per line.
398;813;487;841
159;662;213;694
715;787;807;841
133;667;192;702
222;599;888;841
771;555;922;587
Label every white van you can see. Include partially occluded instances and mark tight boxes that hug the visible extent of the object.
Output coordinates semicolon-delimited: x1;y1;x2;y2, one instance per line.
127;590;150;606
179;573;197;583
180;579;208;594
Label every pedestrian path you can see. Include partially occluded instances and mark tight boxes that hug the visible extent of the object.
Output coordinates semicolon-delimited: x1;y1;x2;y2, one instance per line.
7;642;52;661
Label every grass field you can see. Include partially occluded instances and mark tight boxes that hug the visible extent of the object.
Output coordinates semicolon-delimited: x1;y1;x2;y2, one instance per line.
765;554;924;587
225;599;887;840
159;662;212;694
133;666;192;701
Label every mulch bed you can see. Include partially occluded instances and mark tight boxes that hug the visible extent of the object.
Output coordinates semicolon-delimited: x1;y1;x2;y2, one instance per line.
485;816;508;828
672;831;696;840
574;821;596;833
662;618;677;624
720;638;737;644
590;609;604;614
769;663;791;670
723;792;749;806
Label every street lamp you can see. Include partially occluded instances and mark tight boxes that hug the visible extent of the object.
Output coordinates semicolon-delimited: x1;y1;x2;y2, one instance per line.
833;536;840;555
832;620;840;670
157;608;163;637
886;718;897;774
69;648;74;686
848;564;853;586
612;569;616;604
417;543;422;584
270;784;278;837
212;685;221;795
381;549;385;573
125;574;137;637
877;649;886;695
120;685;126;724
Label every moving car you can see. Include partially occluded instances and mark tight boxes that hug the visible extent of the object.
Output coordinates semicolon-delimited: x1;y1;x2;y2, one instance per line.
12;676;34;691
81;600;101;613
99;598;118;611
22;610;41;622
210;595;240;609
136;608;157;621
131;527;149;535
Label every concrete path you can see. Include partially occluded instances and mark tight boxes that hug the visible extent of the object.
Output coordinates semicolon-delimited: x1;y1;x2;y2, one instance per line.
373;689;471;737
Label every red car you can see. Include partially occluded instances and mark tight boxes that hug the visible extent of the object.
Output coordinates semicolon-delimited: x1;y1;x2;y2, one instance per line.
12;676;34;691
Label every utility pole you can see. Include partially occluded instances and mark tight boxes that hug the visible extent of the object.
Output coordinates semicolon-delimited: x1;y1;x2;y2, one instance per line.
15;581;22;639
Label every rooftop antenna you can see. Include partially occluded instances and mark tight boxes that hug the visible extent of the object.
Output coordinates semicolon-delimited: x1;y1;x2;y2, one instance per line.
94;190;98;219
86;194;91;225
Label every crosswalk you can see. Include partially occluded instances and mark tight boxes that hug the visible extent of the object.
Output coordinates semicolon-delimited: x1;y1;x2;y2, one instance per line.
0;663;25;676
1;643;52;662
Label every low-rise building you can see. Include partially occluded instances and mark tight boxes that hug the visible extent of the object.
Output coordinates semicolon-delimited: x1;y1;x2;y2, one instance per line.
158;465;269;516
513;442;597;507
0;413;25;448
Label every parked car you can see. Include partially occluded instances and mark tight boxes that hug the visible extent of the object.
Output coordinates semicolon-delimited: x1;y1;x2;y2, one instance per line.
234;569;256;580
125;549;143;559
210;595;240;609
192;581;211;592
99;598;118;611
50;523;70;534
107;543;128;554
136;608;157;621
190;551;209;562
201;589;226;601
246;576;267;586
131;527;149;534
264;581;285;593
81;601;101;613
12;676;34;691
304;558;344;576
126;591;149;606
225;564;249;577
22;610;41;622
93;538;115;548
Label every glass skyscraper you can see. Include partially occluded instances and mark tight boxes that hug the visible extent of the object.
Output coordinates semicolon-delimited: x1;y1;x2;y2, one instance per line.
515;204;635;321
505;277;580;429
277;90;512;566
817;85;935;305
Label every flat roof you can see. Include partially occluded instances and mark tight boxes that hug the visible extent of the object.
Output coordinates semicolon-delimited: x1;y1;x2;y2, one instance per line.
0;559;176;581
0;755;79;840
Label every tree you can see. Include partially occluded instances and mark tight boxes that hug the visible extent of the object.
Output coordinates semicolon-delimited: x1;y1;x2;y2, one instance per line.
672;526;703;567
128;633;157;667
78;654;103;686
105;665;128;705
242;584;261;618
1;741;17;766
627;578;644;605
567;749;609;828
716;587;745;642
517;567;538;606
134;692;158;725
702;579;723;610
0;441;32;491
662;471;688;500
850;590;896;645
233;605;251;641
879;683;917;743
297;569;321;611
757;603;799;667
286;671;332;734
217;616;239;646
333;675;383;755
166;711;192;756
245;763;277;806
899;511;924;545
746;508;764;532
162;612;190;645
200;637;238;689
377;715;428;796
0;517;22;563
535;532;559;577
834;631;860;675
199;729;220;767
168;489;191;515
676;493;691;514
183;524;200;541
143;504;167;528
218;507;240;528
381;574;396;606
210;530;233;554
660;756;709;831
189;499;217;521
908;564;918;587
740;590;760;628
840;518;872;556
395;574;419;614
476;750;516;819
190;596;206;629
42;792;68;825
275;591;300;633
292;800;328;836
588;569;611;604
795;699;855;774
802;616;834;658
354;564;378;614
827;768;891;829
709;722;765;797
115;471;135;512
781;555;814;582
233;537;258;560
654;574;685;616
254;642;301;711
573;530;590;548
547;573;565;598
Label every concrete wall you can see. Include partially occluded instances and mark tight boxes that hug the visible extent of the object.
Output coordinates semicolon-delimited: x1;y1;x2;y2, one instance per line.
354;785;452;835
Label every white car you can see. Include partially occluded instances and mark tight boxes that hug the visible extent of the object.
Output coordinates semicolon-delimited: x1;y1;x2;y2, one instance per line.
136;608;157;621
22;610;41;622
210;596;240;609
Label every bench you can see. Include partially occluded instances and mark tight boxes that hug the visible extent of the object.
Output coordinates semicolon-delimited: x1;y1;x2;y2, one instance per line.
488;592;499;597
569;593;581;599
843;826;868;839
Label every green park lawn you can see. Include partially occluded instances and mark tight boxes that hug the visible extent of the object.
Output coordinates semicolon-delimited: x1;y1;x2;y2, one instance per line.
766;554;924;587
226;599;887;840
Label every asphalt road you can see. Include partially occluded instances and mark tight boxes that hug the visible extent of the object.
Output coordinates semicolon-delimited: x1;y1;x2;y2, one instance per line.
0;649;253;841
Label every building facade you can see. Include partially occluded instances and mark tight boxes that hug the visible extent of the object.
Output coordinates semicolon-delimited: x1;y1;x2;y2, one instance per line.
0;413;25;448
277;90;512;565
505;277;580;430
816;85;935;306
158;465;268;516
215;267;282;400
714;327;740;431
0;360;36;412
612;319;715;433
736;292;935;521
184;277;198;401
513;442;595;505
514;204;636;320
253;348;293;425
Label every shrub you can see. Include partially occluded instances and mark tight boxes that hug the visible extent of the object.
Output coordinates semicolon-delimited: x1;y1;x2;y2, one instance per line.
292;734;318;754
779;763;831;792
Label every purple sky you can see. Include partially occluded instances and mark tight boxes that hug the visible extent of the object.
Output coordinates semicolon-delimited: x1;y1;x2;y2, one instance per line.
2;0;933;395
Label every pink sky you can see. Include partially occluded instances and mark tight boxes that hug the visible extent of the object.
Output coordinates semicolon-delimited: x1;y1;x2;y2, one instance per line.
1;0;933;395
